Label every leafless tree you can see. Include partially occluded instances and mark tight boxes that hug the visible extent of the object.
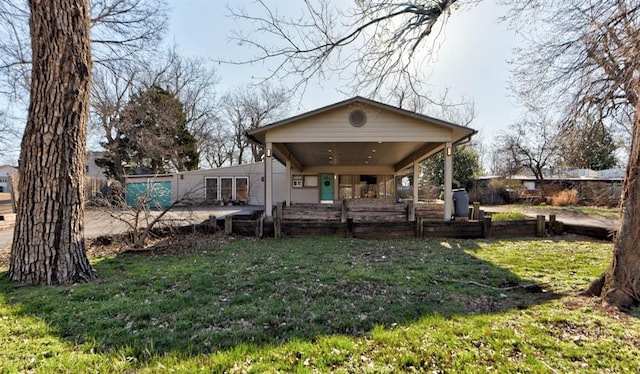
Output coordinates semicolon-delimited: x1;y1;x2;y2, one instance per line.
493;116;561;180
0;111;20;158
501;0;640;310
95;180;203;249
90;62;139;180
200;124;234;168
225;0;480;102
220;84;290;164
0;0;168;101
504;0;636;148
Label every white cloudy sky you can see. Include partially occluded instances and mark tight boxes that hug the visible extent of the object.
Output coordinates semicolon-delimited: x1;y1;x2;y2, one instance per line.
167;0;524;142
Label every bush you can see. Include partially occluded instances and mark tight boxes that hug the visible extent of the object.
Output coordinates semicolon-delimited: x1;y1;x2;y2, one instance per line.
548;189;578;206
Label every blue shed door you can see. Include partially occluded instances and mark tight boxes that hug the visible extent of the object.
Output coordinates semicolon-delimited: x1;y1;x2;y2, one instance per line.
126;181;172;209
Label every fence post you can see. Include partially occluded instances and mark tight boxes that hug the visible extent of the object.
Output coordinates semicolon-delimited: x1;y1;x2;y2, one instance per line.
225;215;233;235
415;217;424;238
549;214;556;235
482;216;492;238
341;199;348;223
258;215;265;238
408;201;415;222
347;218;354;238
274;217;282;239
208;215;217;233
472;202;481;220
536;215;546;237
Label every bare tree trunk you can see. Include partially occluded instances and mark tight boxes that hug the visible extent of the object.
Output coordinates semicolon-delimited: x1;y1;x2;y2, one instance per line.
587;90;640;309
9;0;96;284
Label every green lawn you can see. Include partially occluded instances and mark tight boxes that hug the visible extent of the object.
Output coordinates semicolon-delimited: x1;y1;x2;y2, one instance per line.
1;235;638;373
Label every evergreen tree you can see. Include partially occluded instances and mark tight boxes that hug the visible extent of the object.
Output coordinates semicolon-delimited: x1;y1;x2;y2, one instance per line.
421;145;481;191
560;120;619;170
97;85;199;179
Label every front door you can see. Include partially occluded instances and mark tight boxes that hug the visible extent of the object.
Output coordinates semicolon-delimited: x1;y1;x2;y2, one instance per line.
320;173;334;203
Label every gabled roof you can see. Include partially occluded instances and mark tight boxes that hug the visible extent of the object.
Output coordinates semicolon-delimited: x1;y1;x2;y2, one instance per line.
247;96;476;145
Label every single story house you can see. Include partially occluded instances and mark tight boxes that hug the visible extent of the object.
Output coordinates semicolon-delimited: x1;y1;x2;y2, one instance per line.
125;161;285;208
0;165;17;193
126;96;477;220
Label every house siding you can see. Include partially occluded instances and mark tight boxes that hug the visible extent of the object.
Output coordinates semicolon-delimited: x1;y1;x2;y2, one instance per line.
126;161;286;207
265;105;455;143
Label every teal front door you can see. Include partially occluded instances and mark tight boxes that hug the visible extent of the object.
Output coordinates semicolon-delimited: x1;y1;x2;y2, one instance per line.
320;174;334;202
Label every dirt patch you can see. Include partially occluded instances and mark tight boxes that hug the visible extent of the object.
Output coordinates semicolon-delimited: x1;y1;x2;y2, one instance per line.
0;231;230;269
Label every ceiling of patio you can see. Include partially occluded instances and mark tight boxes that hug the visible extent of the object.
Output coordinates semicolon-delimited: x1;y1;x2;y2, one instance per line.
279;141;442;169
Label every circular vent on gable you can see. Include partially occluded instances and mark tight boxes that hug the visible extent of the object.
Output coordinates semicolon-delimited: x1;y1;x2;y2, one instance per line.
349;109;367;127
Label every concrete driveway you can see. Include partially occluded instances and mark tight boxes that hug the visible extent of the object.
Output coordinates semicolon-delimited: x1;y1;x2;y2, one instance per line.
482;205;620;230
0;205;262;252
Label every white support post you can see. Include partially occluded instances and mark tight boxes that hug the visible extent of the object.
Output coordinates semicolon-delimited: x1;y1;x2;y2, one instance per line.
265;142;273;218
285;158;292;206
413;154;419;204
444;142;453;221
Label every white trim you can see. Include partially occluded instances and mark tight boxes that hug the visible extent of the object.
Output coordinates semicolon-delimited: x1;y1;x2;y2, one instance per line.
444;141;453;221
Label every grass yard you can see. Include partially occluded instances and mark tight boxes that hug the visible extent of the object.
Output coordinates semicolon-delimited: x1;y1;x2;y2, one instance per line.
0;234;639;372
497;204;620;219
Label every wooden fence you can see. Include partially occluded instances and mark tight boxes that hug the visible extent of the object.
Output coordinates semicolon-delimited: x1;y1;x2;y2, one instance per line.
7;169;108;213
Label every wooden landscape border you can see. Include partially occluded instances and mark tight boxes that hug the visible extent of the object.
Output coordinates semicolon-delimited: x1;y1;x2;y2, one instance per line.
210;215;578;240
203;204;615;241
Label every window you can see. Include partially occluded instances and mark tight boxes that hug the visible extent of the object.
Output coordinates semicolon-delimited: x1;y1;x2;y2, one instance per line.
235;177;248;201
304;175;318;187
205;176;249;202
339;175;394;200
221;177;233;201
292;175;303;188
205;178;218;202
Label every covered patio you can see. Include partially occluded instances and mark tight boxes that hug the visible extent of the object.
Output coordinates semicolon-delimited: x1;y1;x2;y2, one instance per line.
247;96;477;221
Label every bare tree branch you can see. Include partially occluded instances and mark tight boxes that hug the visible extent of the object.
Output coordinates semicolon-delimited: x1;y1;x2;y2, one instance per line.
224;0;478;101
0;0;169;101
505;0;639;148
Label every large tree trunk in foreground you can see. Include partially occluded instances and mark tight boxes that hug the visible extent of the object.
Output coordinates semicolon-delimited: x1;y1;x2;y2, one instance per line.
9;0;96;284
587;92;640;309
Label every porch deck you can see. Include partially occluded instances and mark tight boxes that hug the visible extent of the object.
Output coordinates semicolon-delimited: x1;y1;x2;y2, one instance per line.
278;200;446;223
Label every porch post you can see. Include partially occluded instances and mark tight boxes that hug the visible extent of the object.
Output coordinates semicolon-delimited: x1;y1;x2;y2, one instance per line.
413;154;419;203
285;158;292;206
265;142;273;218
444;142;453;221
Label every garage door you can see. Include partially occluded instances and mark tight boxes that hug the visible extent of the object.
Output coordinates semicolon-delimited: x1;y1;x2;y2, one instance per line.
125;181;172;209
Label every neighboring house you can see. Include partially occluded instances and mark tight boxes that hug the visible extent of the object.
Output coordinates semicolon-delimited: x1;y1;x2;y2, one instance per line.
0;165;17;193
86;151;107;179
126;96;477;219
473;171;624;206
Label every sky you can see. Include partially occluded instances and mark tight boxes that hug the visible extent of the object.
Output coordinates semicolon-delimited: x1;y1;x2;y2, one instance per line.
166;0;524;145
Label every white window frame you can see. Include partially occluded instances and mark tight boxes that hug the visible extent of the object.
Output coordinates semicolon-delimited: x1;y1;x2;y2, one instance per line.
204;176;250;202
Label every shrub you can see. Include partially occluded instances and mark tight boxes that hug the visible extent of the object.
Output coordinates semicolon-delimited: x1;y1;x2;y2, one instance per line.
548;189;578;206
